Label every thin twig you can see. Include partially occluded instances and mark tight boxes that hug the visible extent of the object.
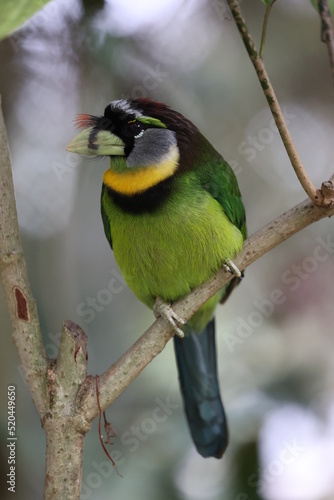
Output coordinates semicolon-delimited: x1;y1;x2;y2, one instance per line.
259;0;277;59
225;0;330;206
318;0;334;86
78;193;334;422
95;376;122;477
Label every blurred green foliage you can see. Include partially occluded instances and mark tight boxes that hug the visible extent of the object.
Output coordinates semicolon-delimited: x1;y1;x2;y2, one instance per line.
0;0;51;40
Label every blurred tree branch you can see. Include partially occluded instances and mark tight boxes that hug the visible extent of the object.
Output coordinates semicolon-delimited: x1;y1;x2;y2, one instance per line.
226;0;333;207
318;0;334;86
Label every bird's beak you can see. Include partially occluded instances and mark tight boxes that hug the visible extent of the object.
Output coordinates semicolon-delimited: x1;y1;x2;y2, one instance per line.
66;128;125;156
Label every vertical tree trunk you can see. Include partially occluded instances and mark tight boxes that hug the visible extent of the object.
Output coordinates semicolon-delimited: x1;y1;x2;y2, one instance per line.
44;419;85;500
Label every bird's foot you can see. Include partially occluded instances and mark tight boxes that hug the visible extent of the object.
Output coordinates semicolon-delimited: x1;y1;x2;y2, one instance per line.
153;298;185;338
224;259;242;278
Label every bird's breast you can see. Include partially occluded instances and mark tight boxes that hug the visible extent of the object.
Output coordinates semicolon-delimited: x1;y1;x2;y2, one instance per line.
102;180;243;307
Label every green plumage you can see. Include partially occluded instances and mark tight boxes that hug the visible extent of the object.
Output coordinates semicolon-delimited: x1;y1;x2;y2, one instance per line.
101;156;245;328
67;98;246;458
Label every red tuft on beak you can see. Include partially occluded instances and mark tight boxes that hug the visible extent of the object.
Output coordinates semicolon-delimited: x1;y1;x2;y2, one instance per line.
74;114;99;129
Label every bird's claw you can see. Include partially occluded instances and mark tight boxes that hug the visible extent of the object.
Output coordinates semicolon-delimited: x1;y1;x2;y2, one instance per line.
224;259;242;278
153;298;185;338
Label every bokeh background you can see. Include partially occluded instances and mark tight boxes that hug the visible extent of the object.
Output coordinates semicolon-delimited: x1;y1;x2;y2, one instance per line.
1;0;334;499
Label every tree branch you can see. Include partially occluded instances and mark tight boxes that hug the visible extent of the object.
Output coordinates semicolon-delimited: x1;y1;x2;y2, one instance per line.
0;99;92;499
77;193;334;424
43;321;89;500
318;0;334;86
0;96;49;417
225;0;332;207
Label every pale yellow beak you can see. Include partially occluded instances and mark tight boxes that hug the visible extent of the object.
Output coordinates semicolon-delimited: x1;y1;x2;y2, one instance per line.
66;128;125;156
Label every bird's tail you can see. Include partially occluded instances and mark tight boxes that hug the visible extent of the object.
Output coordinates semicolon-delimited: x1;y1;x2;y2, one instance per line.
173;318;228;458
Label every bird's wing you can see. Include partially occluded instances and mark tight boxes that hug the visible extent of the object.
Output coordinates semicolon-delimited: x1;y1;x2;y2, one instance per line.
201;156;247;239
198;155;246;303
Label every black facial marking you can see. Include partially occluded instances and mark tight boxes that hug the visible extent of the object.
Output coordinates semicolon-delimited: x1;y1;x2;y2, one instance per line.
88;128;100;150
94;106;150;157
105;176;174;214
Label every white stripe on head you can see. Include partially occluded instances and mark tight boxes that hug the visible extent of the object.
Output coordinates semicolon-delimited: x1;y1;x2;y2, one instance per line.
109;99;143;118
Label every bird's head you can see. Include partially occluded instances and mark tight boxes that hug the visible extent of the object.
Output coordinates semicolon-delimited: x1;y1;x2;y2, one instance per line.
67;98;205;195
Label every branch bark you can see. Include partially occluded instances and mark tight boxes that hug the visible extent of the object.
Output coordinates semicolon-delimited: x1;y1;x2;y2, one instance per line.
43;321;89;499
226;0;332;207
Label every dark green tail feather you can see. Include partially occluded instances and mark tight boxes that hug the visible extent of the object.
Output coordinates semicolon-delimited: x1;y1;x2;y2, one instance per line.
173;318;228;458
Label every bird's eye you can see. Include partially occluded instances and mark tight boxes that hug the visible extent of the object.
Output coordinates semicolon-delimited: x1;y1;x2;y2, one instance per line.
126;121;144;138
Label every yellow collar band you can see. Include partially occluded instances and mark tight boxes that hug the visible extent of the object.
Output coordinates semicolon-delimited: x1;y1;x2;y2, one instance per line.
103;145;179;195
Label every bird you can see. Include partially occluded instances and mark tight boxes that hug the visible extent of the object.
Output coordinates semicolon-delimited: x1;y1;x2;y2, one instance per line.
67;98;246;459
